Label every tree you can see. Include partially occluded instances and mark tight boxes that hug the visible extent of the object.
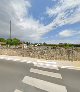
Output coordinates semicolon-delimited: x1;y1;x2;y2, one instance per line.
26;42;30;45
6;38;21;46
0;38;6;42
12;38;20;46
43;42;47;46
6;39;12;45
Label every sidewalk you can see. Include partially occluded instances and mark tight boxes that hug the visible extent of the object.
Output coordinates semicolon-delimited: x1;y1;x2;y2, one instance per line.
0;55;80;70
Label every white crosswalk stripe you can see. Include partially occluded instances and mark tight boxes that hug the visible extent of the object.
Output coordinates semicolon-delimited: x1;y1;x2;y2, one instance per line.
22;76;67;92
14;89;23;92
0;57;5;59
30;68;62;79
34;63;59;70
12;59;21;61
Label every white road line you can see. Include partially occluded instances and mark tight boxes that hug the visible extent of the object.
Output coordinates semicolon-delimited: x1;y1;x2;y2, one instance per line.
30;68;62;79
5;58;13;60
34;63;59;70
0;57;5;59
21;60;27;62
12;59;21;61
61;66;75;69
61;66;80;70
22;76;67;92
32;62;38;65
46;61;57;64
27;61;32;63
14;89;23;92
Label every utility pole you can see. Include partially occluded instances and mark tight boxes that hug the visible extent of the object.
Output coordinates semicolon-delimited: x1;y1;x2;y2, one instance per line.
10;20;11;39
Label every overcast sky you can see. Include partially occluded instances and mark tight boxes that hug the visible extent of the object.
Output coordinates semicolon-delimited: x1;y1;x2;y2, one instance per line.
0;0;80;43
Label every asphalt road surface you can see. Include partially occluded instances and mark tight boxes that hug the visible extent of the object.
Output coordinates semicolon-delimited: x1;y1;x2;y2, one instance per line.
0;59;80;92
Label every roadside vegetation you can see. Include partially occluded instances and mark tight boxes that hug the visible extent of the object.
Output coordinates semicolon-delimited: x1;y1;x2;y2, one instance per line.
0;38;21;47
0;38;80;48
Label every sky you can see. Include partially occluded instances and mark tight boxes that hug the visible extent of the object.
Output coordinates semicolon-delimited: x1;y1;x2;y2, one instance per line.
0;0;80;44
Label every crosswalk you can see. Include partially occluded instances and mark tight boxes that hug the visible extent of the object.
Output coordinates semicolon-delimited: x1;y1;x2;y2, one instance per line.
22;76;67;92
30;68;62;79
33;62;59;70
14;89;23;92
14;63;67;92
0;56;76;70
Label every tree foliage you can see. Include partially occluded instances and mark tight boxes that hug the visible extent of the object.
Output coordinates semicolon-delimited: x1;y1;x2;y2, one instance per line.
0;38;6;42
6;38;21;46
12;38;20;46
6;39;12;45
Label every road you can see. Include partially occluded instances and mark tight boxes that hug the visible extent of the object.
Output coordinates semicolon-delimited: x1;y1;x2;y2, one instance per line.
0;59;80;92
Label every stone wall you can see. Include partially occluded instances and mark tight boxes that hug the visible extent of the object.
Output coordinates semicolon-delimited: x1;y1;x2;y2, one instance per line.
0;46;80;61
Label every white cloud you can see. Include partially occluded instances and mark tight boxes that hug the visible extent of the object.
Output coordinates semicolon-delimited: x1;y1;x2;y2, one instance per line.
47;0;80;16
59;30;80;37
11;0;31;20
46;0;80;28
45;39;80;44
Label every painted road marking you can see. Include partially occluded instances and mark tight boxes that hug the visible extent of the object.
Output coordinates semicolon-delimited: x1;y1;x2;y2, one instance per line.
32;62;38;65
5;58;13;60
30;68;62;79
61;66;80;70
21;60;27;62
61;66;74;68
46;61;57;64
14;89;23;92
34;63;59;70
22;76;67;92
12;59;21;61
0;57;5;59
27;61;32;63
36;60;57;64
